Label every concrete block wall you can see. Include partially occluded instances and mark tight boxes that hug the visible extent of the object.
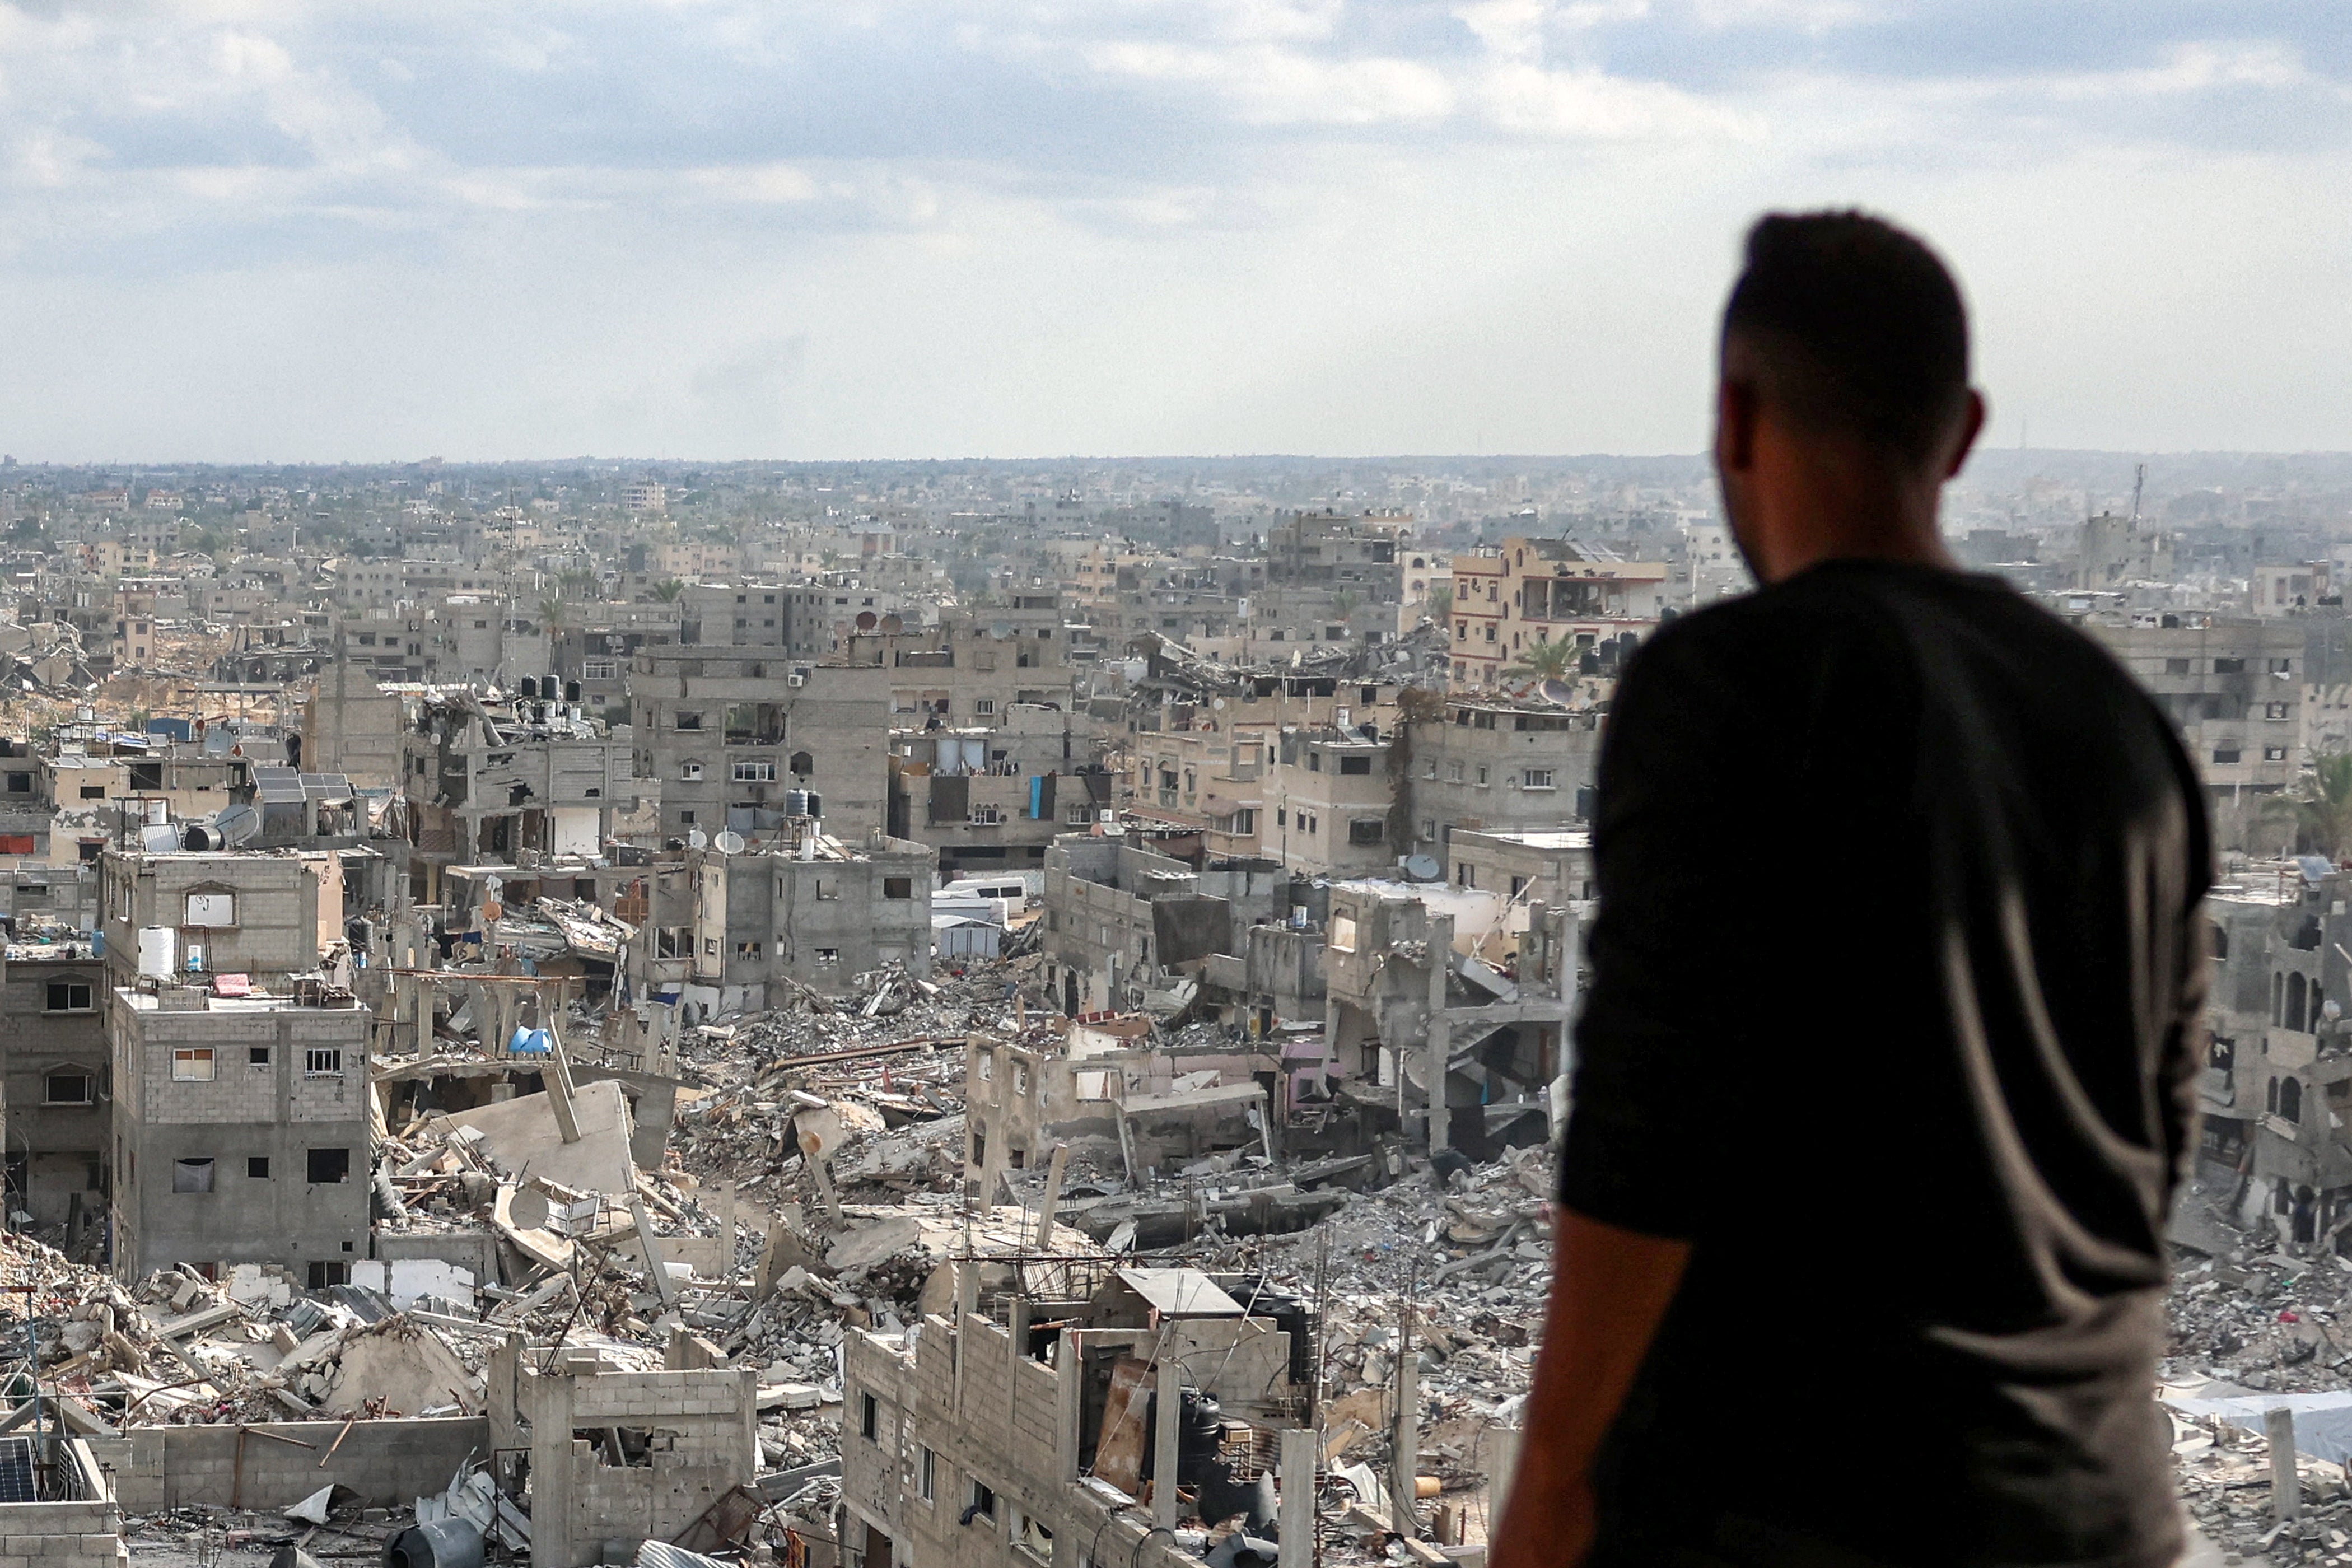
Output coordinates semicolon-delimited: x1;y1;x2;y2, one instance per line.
0;1504;125;1568
529;1366;760;1568
83;1417;489;1512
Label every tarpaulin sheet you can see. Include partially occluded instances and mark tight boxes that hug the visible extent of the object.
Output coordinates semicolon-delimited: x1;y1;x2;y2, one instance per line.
2164;1390;2352;1461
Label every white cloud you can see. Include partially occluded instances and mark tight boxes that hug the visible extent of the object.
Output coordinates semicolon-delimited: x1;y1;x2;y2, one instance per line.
0;0;2341;458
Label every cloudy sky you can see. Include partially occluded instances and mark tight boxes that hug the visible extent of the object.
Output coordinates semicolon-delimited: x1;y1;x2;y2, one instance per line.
1;1;2345;461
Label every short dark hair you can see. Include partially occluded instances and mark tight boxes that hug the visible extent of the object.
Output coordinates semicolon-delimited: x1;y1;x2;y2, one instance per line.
1722;211;1970;470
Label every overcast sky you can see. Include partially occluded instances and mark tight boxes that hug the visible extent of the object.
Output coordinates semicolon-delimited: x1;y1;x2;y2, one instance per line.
2;1;2346;463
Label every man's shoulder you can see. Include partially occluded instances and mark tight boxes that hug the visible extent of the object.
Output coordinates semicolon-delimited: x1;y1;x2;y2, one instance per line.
1646;562;2120;678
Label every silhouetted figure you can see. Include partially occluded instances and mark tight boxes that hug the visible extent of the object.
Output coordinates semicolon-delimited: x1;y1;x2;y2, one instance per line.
1489;213;2209;1567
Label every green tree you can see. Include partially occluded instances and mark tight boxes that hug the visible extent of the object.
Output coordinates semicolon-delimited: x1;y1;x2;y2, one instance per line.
1502;636;1579;685
653;578;687;603
2262;753;2352;860
1425;583;1453;620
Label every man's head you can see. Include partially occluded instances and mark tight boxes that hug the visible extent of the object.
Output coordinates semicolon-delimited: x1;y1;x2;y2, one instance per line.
1714;210;1985;583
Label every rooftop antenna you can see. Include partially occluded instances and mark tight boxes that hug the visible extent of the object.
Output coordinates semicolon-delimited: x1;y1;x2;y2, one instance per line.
2130;463;2146;524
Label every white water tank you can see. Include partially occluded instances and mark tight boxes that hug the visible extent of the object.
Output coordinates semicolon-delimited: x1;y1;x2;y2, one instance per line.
137;927;176;980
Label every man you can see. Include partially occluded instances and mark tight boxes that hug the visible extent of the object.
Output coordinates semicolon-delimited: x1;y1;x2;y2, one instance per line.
1488;213;2209;1567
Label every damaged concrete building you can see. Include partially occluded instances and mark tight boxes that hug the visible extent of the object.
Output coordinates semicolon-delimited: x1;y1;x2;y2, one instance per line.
1038;834;1281;1020
841;1265;1320;1568
631;647;891;844
1321;881;1578;1159
627;825;936;1023
401;687;637;901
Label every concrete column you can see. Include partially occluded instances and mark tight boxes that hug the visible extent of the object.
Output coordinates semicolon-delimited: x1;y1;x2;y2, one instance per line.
1054;1331;1082;1484
1153;1359;1183;1529
1484;1425;1522;1538
1425;913;1454;1155
2269;1406;2302;1523
1390;1331;1419;1534
1278;1427;1318;1568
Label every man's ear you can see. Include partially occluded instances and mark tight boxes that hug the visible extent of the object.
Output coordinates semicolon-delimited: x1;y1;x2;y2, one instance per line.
1716;379;1758;474
1941;389;1987;480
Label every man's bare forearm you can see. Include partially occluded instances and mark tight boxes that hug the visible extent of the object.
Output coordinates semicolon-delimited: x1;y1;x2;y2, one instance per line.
1487;1208;1692;1568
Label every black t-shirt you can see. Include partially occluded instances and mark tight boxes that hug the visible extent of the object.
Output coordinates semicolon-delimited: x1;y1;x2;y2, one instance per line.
1559;560;2210;1568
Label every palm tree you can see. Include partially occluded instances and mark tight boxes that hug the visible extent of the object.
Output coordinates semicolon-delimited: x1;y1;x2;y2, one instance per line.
539;595;567;633
1502;636;1578;685
2263;753;2352;861
653;578;686;603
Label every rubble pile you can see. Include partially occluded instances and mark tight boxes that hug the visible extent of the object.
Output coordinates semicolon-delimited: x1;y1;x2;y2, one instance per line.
2174;1416;2352;1565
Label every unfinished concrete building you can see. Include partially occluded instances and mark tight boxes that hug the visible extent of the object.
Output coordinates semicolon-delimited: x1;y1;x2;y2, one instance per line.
1322;881;1577;1158
630;647;890;843
841;1266;1318;1568
108;980;373;1284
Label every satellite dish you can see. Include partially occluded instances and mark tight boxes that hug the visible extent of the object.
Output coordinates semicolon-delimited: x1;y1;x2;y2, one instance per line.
880;614;903;633
507;1187;550;1231
1541;679;1575;704
855;611;877;631
686;828;708;849
715;829;745;855
1402;855;1442;881
480;899;503;922
1211;698;1226;710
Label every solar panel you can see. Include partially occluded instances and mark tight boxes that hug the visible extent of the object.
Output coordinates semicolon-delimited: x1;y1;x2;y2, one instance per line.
0;1435;39;1502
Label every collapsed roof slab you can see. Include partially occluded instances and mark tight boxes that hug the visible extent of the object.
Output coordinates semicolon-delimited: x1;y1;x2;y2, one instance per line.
435;1075;637;1196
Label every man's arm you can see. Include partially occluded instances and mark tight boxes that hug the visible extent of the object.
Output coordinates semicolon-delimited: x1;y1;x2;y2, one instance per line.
1487;1211;1691;1568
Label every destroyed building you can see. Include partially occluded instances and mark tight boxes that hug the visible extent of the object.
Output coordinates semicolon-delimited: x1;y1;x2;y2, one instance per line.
401;687;636;900
1039;835;1281;1019
1322;880;1577;1158
840;1266;1318;1568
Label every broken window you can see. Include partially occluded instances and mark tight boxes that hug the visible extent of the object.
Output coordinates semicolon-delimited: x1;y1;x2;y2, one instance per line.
814;948;840;965
1339;755;1372;775
738;940;764;960
308;1261;351;1289
172;1048;216;1082
307;1147;351;1184
860;1392;880;1441
251;1046;271;1066
1348;819;1384;846
249;1156;270;1179
968;1482;997;1521
2283;1077;2304;1123
883;877;912;899
1328;913;1358;952
680;762;704;781
173;1158;214;1193
305;1048;344;1078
